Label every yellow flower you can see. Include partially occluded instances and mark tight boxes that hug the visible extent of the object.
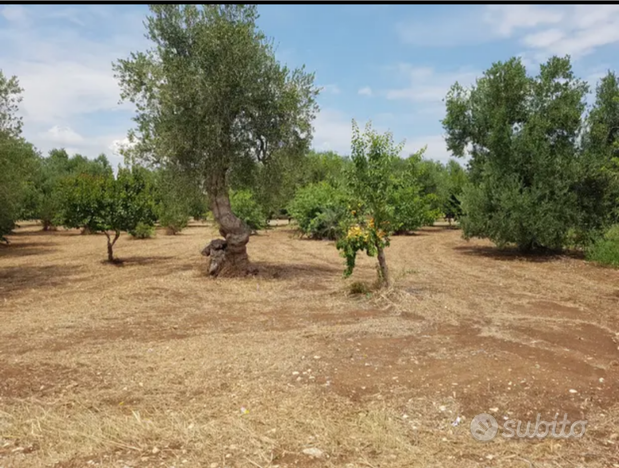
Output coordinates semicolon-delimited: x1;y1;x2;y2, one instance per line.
347;224;370;241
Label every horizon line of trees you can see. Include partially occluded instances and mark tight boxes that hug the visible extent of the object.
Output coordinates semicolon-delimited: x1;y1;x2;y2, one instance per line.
2;4;618;275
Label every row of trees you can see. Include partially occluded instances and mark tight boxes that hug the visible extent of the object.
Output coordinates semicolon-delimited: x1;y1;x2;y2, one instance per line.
1;65;459;267
443;56;619;265
4;4;618;282
112;4;469;277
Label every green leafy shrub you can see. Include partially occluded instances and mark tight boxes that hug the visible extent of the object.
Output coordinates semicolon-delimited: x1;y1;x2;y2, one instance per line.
287;182;350;240
390;186;441;234
159;204;190;235
130;221;155;239
153;168;196;235
306;205;349;240
443;56;588;251
335;121;403;286
56;168;157;262
230;189;266;232
586;225;619;267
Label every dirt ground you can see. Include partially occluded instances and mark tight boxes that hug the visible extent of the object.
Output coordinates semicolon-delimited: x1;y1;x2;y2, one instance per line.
1;221;619;468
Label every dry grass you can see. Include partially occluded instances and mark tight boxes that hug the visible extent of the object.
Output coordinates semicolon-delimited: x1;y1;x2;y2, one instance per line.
1;221;619;467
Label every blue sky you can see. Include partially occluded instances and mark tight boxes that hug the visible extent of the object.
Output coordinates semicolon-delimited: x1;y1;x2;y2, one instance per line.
1;4;619;168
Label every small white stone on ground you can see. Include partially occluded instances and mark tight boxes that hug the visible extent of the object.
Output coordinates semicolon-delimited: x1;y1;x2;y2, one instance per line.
302;448;324;458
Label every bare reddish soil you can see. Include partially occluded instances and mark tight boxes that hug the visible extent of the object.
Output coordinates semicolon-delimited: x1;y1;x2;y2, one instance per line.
1;221;619;467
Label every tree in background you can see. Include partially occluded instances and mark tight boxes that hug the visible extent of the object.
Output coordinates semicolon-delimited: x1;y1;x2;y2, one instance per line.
579;72;619;232
0;70;38;243
20;149;113;231
299;150;350;188
578;72;619;262
443;56;588;251
336;121;404;287
57;168;157;262
443;159;468;225
153;166;199;235
115;4;318;277
0;70;23;137
287;182;351;240
390;150;444;234
0;134;38;243
230;189;266;233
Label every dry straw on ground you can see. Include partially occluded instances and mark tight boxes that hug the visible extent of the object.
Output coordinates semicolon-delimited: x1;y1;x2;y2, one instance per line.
1;221;619;467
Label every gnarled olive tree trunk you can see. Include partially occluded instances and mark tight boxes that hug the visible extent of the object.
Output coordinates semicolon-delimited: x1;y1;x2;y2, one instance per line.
201;192;251;277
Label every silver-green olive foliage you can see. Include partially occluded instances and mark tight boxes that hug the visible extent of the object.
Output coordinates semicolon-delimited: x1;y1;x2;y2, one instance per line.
114;4;318;202
114;5;318;275
442;56;590;251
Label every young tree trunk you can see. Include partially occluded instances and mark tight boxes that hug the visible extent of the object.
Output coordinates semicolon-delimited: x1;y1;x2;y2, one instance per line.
42;219;57;231
202;192;251;277
376;245;391;288
105;231;121;263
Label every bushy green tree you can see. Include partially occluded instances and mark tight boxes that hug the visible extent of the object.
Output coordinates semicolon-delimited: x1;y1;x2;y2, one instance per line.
57;173;109;236
390;151;444;233
300;150;350;188
443;159;468;224
0;70;23;137
130;221;155;239
153;167;200;235
57;167;157;262
0;134;38;242
0;70;38;242
287;182;351;240
577;71;619;238
20;149;113;231
336;121;404;287
443;56;588;251
586;225;619;267
230;189;266;232
115;4;318;277
249;150;350;223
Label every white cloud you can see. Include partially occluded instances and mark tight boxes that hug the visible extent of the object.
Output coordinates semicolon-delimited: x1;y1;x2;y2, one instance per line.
486;5;619;59
522;29;564;49
16;61;126;124
319;84;340;95
403;135;454;164
33;126;128;168
0;5;146;164
398;5;619;60
311;108;455;164
312;109;354;154
385;65;479;104
42;125;84;145
483;5;564;37
2;5;464;176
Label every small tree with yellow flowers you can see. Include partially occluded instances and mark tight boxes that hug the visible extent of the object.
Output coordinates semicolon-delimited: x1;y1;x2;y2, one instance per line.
336;120;404;287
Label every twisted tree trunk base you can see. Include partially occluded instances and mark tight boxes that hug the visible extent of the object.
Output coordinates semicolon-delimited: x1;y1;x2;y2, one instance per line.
202;192;254;278
201;236;256;277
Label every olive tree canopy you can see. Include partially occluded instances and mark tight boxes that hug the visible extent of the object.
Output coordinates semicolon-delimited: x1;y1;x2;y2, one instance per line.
114;4;318;276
